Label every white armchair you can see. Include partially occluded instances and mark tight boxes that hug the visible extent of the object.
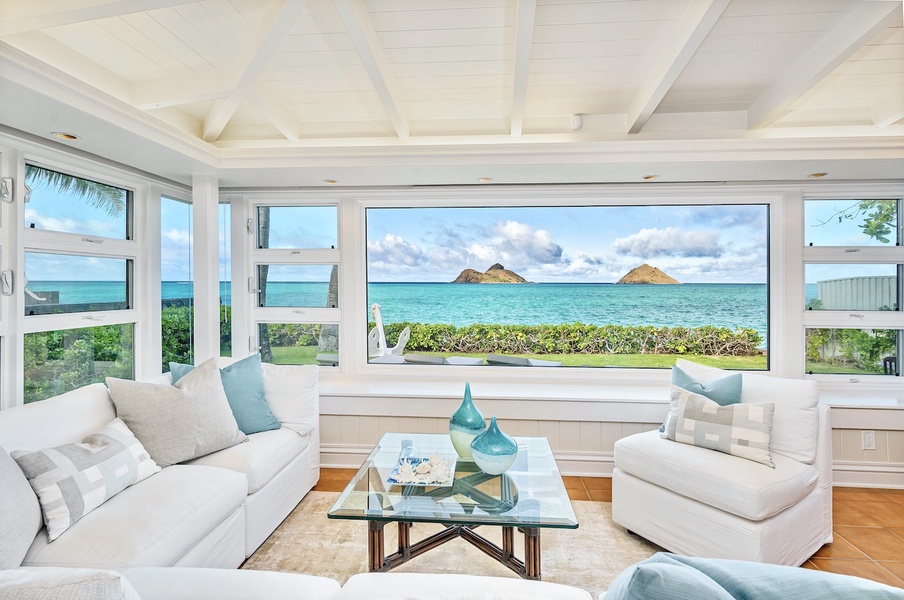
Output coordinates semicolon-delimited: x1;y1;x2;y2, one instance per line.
612;360;833;566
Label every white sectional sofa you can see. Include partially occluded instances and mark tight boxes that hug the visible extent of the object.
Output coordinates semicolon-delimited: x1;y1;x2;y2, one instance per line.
0;358;320;572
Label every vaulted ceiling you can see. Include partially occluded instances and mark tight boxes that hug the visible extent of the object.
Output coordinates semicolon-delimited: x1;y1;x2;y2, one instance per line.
0;0;902;187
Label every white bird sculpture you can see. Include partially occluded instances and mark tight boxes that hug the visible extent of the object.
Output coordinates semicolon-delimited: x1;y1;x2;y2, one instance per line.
369;303;410;357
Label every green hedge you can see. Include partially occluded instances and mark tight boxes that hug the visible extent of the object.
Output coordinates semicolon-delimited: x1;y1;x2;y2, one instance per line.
378;322;763;356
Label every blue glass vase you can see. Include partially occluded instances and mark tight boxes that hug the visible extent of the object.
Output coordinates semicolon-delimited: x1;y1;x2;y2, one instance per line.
470;416;518;475
449;382;486;458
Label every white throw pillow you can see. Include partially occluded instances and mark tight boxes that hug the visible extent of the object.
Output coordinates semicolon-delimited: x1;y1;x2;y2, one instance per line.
675;360;819;463
11;419;160;542
107;359;246;468
261;363;319;436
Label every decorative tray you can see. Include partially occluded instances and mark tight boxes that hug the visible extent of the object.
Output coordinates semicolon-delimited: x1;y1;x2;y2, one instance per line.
387;455;457;487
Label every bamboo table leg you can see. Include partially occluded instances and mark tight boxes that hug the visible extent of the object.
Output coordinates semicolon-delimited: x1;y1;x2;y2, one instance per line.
368;521;386;572
398;522;412;560
522;527;541;580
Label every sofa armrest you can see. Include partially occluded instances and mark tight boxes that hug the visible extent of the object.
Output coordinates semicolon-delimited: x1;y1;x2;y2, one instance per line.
261;363;319;436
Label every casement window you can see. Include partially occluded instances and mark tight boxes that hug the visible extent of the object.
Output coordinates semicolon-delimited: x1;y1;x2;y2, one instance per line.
803;198;903;378
247;202;340;366
22;164;137;402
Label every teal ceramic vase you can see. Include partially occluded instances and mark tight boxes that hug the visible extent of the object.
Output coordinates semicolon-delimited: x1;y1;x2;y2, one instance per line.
470;416;518;475
449;383;486;459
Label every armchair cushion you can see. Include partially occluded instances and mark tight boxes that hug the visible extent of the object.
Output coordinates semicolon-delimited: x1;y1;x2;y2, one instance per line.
675;360;819;463
261;364;319;436
0;445;42;569
615;430;817;520
604;554;733;600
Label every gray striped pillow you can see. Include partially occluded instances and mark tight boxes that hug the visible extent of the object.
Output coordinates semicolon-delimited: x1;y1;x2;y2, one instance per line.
662;385;775;468
12;419;160;541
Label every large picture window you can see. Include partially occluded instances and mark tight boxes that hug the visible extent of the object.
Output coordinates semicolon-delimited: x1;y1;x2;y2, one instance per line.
365;204;769;369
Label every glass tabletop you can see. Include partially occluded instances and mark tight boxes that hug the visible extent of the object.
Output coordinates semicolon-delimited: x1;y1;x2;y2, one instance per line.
327;432;578;529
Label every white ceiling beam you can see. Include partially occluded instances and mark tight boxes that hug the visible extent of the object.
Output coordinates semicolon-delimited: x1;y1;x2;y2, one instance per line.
202;0;309;142
510;0;537;138
247;81;300;141
872;96;904;127
334;0;409;140
0;0;198;36
131;71;233;109
747;1;902;130
625;0;729;134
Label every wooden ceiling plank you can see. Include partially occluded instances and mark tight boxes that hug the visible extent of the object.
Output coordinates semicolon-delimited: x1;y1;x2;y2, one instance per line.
746;1;902;130
510;0;537;137
131;70;233;108
202;0;309;141
872;96;904;127
333;0;409;140
247;81;300;140
0;0;200;37
625;0;730;134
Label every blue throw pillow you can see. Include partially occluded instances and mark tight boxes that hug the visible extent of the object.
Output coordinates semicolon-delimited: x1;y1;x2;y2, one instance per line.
660;364;742;432
170;355;280;436
604;554;733;600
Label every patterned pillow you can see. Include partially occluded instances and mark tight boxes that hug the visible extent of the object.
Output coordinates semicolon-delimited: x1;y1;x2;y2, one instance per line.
662;385;775;468
12;419;160;541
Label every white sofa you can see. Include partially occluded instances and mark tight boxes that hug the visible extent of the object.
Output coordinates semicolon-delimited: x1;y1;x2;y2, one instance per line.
612;360;833;566
0;359;320;572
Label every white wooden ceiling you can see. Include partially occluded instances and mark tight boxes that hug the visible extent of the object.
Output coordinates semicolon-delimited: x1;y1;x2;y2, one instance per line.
0;0;902;186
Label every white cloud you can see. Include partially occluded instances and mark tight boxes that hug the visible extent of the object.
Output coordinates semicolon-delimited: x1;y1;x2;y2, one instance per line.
24;208;120;237
466;221;564;270
612;227;723;258
367;233;426;272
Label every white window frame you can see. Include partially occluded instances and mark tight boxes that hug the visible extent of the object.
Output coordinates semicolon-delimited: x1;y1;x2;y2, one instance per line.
801;185;904;395
230;193;341;363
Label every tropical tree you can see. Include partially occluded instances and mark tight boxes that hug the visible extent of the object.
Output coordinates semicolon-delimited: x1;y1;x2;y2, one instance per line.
24;164;126;216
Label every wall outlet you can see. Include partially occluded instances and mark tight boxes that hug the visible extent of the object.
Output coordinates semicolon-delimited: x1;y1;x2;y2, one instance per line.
862;430;877;451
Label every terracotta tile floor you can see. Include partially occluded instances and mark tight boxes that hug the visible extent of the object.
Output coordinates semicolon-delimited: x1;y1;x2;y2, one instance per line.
316;469;904;588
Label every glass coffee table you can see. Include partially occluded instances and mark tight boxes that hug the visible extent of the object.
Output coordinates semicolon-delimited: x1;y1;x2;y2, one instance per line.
327;432;578;580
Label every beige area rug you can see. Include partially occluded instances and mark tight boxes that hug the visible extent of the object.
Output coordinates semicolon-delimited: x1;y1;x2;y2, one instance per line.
242;492;660;597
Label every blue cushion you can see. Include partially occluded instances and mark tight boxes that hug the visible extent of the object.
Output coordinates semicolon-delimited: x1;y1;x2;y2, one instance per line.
660;364;742;432
667;554;904;599
604;554;733;600
170;355;280;435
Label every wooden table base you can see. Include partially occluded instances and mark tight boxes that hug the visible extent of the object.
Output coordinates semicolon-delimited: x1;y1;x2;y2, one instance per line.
367;520;542;580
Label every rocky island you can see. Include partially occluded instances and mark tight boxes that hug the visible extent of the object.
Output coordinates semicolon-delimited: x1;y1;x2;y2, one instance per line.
616;264;680;284
452;263;529;283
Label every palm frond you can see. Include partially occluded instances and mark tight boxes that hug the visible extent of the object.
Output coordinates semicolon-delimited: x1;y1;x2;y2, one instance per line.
24;165;126;216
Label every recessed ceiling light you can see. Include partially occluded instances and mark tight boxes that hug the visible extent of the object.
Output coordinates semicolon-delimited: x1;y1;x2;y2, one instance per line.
642;175;659;181
477;177;494;183
808;172;828;178
322;179;339;185
52;132;79;141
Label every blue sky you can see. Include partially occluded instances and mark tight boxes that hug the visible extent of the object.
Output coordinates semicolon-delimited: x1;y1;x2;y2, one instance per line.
367;205;770;283
22;177;896;286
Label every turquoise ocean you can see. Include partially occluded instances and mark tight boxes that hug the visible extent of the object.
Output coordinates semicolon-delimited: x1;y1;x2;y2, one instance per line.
29;280;795;346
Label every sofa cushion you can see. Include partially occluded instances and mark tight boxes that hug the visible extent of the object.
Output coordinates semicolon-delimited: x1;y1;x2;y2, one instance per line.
662;386;775;468
124;567;341;600
604;554;733;600
261;363;319;436
21;465;247;569
170;354;280;436
0;445;42;569
335;572;593;600
615;430;817;521
675;360;820;463
186;427;310;494
0;567;141;600
107;359;246;467
12;418;160;541
657;553;904;599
